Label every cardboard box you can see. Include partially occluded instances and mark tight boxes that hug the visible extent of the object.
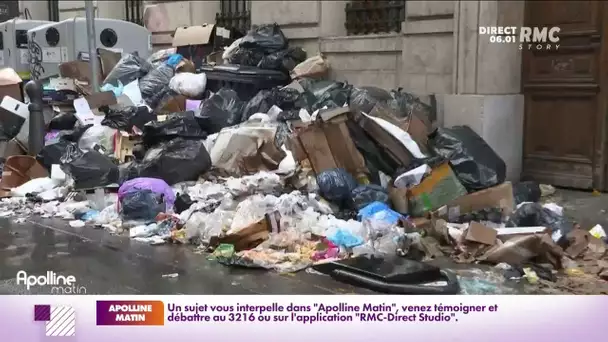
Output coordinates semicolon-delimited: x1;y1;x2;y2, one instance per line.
296;107;368;178
369;103;429;154
0;68;23;102
0;139;26;159
114;131;141;163
172;24;222;68
407;163;468;217
435;182;514;221
351;110;413;167
213;212;282;252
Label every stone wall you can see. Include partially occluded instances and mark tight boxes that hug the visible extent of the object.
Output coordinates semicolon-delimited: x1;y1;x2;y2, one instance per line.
18;0;527;180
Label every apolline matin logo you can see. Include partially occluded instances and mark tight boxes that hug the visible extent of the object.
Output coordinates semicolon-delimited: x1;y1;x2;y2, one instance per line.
17;271;87;294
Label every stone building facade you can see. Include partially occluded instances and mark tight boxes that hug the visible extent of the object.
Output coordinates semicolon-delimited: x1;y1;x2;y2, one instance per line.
17;0;525;181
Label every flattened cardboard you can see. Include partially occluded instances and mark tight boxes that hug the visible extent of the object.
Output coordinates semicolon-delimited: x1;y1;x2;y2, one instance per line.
0;68;23;102
172;24;216;47
465;222;497;245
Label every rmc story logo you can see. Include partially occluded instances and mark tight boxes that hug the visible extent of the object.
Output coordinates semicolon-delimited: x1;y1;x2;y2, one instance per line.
479;26;560;50
16;271;87;294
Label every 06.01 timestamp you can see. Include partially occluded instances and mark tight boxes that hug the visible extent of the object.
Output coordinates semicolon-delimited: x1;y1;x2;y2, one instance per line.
489;35;518;43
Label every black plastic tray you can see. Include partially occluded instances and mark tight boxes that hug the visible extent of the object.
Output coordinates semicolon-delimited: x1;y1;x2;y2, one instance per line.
313;255;460;294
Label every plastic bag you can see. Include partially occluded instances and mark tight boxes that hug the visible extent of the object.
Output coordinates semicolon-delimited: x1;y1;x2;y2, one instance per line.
291;55;329;79
102;54;152;87
512;181;541;205
174;193;195;214
36;140;78;172
391;88;435;121
118;177;176;212
222;38;243;63
139;63;175;110
142;111;207;147
100;106;155;132
430;126;506;192
48;112;78;131
317;168;358;208
127;138;212;185
120;189;166;221
78;125;116;153
227;46;265;67
11;177;62;197
242;87;313;121
299;79;353;110
241;24;288;54
169;72;207;98
506;202;573;244
59;144;119;189
351;184;390;210
257;47;307;72
147;48;177;67
195;88;244;134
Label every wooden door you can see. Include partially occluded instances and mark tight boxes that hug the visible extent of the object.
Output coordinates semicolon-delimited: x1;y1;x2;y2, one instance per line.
522;1;608;190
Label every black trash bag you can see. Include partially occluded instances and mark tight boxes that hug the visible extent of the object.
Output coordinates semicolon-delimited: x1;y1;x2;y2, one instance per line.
227;47;266;67
102;53;152;87
142;111;207;147
174;193;195;214
351;185;390;210
36;140;78;172
242;87;314;121
512;181;542;205
195;88;244;134
429;126;506;192
120;189;166;221
391;88;435;121
506;202;573;244
346;120;398;177
0;113;25;140
258;47;307;72
100;106;156;132
54;125;93;143
454;208;504;224
276;109;301;122
317;168;358;208
350;86;415;119
48;112;78;131
139;63;175;110
127;138;212;185
299;79;353;111
117;161;140;184
59;144;119;189
240;23;288;54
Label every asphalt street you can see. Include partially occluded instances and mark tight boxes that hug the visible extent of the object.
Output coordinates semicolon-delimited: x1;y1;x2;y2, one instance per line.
0;217;372;295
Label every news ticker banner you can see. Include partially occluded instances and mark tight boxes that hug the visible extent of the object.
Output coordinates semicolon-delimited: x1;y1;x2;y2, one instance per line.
1;295;605;341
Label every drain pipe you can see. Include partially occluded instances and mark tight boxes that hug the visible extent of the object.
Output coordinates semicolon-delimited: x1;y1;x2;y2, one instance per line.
85;0;100;92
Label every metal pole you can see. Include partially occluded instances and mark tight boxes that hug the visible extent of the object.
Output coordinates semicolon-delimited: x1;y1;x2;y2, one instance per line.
85;0;100;92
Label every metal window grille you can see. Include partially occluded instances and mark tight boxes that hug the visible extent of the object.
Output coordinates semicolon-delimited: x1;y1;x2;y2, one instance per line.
345;0;405;36
125;0;144;26
216;0;251;35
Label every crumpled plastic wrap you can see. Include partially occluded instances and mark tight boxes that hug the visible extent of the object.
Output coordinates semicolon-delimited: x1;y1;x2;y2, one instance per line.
225;171;283;197
78;125;117;153
169;72;207;98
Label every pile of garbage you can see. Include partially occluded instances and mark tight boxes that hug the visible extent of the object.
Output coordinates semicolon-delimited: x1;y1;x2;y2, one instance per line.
0;23;606;294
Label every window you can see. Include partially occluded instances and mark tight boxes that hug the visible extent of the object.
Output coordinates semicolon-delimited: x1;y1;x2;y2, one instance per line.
125;0;144;26
345;0;406;36
216;0;251;35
